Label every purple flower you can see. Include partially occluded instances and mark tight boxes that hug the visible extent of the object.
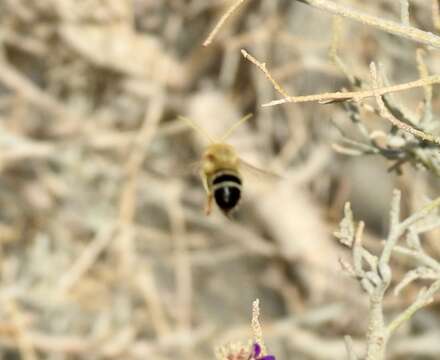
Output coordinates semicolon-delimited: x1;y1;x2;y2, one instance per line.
249;343;276;360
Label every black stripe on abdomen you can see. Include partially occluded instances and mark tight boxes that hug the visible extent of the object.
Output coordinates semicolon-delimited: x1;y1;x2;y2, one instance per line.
212;173;242;185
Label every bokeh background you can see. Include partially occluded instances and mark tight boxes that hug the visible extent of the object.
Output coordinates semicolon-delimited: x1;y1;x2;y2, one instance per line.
0;0;440;359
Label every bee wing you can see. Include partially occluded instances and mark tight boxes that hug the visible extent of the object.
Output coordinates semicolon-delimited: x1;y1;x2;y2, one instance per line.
173;160;202;177
238;158;281;183
188;160;203;175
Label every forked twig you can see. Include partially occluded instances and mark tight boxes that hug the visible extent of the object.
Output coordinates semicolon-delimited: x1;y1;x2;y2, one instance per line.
335;190;440;360
241;49;440;108
242;49;440;145
370;62;440;145
241;49;290;98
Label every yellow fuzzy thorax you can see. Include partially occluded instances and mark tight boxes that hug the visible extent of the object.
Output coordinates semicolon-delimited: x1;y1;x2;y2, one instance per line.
202;143;240;175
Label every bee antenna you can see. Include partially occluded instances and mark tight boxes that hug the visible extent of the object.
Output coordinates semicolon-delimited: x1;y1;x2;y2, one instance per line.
179;115;216;143
220;113;253;141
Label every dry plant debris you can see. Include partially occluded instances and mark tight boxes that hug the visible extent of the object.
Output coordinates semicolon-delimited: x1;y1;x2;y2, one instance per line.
1;1;440;360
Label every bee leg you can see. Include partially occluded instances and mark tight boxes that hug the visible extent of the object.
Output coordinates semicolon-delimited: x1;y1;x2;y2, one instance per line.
200;172;213;215
200;171;209;191
204;192;213;216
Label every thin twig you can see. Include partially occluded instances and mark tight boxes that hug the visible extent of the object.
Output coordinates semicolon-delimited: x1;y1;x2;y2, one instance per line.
297;0;440;48
251;299;266;355
210;0;440;49
370;63;440;145
400;0;410;26
241;49;290;98
416;48;433;123
394;267;440;296
240;49;440;108
57;225;115;294
344;335;358;360
263;74;440;107
432;0;440;30
379;189;401;266
393;246;440;272
117;93;164;274
243;49;440;145
168;184;192;333
203;0;249;46
353;221;366;277
330;16;357;86
386;279;440;339
399;195;440;230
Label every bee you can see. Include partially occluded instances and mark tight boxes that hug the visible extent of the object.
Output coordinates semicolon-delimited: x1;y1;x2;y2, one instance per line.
180;114;277;217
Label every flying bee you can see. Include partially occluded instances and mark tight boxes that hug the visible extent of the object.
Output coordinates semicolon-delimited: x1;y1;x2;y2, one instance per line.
180;114;278;217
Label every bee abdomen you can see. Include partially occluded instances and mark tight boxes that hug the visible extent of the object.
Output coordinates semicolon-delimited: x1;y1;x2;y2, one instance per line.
213;185;241;211
211;171;242;213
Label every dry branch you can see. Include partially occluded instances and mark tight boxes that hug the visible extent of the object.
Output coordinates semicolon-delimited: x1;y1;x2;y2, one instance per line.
242;49;440;146
241;49;290;98
370;62;440;145
298;0;440;48
262;75;440;107
240;49;440;109
336;190;440;360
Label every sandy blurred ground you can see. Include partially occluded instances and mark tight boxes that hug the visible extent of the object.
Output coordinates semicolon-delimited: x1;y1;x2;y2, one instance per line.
0;0;439;359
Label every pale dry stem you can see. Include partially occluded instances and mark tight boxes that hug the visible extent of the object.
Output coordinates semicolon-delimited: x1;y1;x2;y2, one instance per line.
242;48;440;111
117;93;164;273
330;16;356;85
432;0;440;30
135;268;172;337
263;75;440;107
241;49;290;99
167;184;192;334
298;0;440;48
56;225;115;294
400;0;410;26
386;279;440;339
203;0;250;47
370;62;440;145
203;0;440;48
251;299;265;355
416;48;434;123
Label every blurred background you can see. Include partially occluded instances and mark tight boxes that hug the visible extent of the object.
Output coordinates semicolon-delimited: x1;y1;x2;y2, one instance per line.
0;0;440;359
